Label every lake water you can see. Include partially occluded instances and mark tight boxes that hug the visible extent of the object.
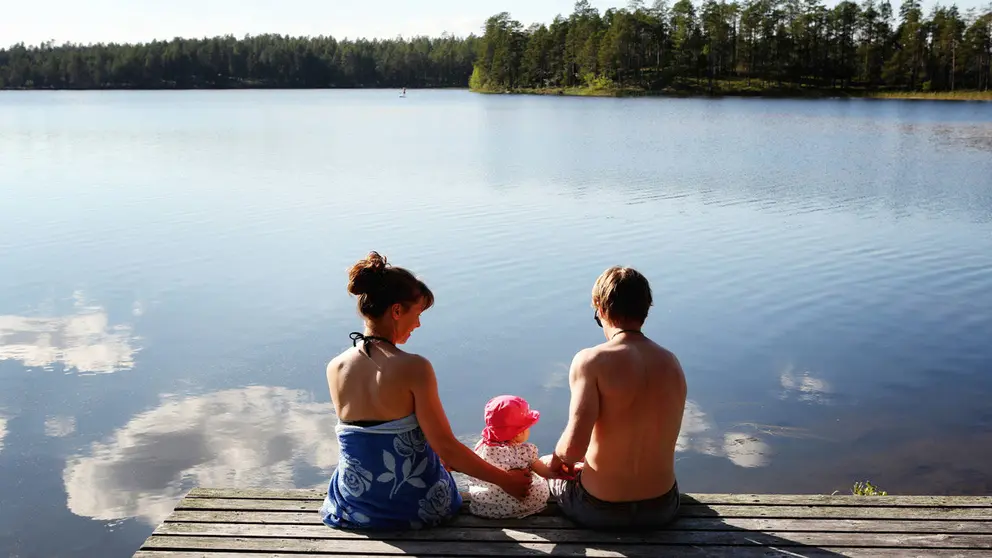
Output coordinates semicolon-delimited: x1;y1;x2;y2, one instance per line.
1;90;991;556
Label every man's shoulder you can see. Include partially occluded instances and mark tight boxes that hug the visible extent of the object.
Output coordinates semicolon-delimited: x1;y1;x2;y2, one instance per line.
571;345;613;370
580;338;646;359
570;344;625;376
571;346;599;365
577;338;681;372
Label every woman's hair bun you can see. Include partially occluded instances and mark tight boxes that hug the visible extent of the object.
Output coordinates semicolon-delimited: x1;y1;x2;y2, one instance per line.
347;251;388;295
345;251;434;318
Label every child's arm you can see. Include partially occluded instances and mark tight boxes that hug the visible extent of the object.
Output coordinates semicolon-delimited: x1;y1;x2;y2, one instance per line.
530;456;555;479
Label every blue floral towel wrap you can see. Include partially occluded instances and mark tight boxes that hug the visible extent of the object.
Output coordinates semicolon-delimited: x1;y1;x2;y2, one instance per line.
320;414;462;530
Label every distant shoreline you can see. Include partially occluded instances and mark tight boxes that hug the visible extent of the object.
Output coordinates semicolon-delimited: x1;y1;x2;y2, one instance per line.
3;85;989;102
0;85;469;92
471;85;992;102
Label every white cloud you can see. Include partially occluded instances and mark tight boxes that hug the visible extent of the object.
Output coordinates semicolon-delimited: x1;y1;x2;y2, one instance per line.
63;386;338;526
780;366;831;404
45;416;77;438
0;294;138;375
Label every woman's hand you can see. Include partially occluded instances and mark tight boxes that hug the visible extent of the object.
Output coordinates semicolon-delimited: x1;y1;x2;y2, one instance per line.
499;468;533;501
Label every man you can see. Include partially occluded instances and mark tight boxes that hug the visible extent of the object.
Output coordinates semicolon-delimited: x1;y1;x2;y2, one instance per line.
546;266;687;530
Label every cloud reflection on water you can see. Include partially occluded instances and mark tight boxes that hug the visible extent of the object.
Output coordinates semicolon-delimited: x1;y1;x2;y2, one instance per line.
44;416;77;438
0;415;7;455
721;432;772;468
780;366;832;404
541;362;569;390
63;386;338;526
0;294;138;374
677;400;772;468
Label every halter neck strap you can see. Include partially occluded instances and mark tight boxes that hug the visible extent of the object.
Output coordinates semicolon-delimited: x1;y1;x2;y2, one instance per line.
349;332;396;358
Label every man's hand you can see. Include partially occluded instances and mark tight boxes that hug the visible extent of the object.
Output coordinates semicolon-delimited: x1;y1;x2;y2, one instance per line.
545;454;581;480
499;468;533;501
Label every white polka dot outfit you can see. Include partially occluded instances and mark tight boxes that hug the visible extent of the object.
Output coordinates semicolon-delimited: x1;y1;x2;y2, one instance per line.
468;443;551;519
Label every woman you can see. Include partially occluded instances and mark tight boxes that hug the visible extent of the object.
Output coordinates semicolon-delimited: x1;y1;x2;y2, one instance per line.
320;252;532;530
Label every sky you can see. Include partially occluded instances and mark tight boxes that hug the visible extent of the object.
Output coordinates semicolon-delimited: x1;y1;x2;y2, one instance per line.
3;0;988;48
2;0;616;47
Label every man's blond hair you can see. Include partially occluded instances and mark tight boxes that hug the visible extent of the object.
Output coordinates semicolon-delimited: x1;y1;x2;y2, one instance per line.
592;266;653;325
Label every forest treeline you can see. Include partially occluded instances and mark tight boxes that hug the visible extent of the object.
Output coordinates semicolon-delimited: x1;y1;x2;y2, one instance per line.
0;34;478;89
473;0;992;93
1;0;990;93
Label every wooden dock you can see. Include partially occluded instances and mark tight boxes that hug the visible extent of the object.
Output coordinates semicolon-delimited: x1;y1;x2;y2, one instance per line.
133;488;992;557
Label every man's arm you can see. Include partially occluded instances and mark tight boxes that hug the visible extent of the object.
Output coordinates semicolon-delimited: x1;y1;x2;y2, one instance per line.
554;349;600;465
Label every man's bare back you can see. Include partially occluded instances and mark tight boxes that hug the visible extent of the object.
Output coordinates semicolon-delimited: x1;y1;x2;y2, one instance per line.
576;333;686;502
547;265;686;529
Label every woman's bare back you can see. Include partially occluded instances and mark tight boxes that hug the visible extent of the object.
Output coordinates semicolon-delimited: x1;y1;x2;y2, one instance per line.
327;344;417;423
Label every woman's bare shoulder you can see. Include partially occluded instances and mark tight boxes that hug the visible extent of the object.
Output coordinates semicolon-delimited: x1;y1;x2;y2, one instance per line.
326;348;357;374
397;352;434;378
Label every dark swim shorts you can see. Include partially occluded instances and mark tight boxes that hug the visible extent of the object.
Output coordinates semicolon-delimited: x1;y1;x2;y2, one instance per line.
549;473;680;530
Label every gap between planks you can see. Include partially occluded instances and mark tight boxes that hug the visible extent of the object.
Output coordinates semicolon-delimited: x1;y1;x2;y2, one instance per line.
132;550;992;558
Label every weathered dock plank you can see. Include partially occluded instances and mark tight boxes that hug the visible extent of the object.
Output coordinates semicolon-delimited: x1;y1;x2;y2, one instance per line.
137;533;992;554
134;489;992;557
157;518;992;535
172;497;992;520
148;524;992;547
185;487;992;507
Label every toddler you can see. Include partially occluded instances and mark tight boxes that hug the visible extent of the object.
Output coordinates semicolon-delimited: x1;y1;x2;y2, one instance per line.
469;395;553;518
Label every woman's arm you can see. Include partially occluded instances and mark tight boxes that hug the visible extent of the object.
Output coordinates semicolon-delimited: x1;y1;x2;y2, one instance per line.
408;356;531;500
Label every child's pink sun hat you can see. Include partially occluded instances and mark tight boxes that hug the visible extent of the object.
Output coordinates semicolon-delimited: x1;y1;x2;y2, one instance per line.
479;395;541;447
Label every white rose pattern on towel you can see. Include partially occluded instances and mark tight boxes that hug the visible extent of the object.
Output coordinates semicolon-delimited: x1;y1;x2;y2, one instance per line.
468;442;550;519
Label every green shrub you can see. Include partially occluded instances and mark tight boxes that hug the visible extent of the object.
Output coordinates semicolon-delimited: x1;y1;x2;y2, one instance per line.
852;481;888;496
469;66;485;91
582;73;616;91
